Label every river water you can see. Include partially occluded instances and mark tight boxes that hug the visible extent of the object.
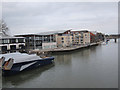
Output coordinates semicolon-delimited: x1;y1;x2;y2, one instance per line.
2;39;118;88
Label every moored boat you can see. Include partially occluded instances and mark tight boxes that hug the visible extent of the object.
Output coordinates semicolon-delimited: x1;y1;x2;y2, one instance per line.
0;52;54;76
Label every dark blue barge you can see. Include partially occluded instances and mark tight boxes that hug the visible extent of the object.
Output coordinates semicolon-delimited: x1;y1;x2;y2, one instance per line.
0;52;54;76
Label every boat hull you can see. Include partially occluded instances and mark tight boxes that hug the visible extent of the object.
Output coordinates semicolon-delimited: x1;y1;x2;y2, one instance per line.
2;57;54;76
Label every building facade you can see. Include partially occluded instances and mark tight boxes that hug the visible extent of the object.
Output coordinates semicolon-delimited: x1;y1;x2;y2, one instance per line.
90;32;96;43
14;29;104;51
90;31;105;43
41;34;57;49
56;34;73;47
71;30;90;45
96;33;105;42
15;30;73;50
0;37;25;54
83;31;90;45
15;34;57;50
56;30;73;47
72;32;81;45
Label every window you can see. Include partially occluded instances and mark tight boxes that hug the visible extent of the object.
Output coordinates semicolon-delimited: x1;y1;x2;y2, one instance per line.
10;39;16;43
85;34;87;38
29;37;32;39
0;40;2;44
35;37;39;40
72;37;73;39
39;37;42;40
61;37;64;40
18;38;24;43
2;39;9;44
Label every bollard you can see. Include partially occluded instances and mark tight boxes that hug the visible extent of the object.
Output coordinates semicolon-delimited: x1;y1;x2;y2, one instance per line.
115;38;117;43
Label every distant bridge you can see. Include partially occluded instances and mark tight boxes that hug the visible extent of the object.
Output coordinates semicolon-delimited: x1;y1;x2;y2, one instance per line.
105;34;120;39
105;34;120;43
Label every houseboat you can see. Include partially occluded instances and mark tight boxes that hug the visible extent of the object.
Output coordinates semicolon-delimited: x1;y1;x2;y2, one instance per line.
0;52;54;76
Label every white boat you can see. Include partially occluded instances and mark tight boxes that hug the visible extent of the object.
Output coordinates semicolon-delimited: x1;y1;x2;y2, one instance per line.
101;42;106;45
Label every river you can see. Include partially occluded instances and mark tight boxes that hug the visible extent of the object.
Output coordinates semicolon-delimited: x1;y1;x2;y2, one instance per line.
1;39;118;88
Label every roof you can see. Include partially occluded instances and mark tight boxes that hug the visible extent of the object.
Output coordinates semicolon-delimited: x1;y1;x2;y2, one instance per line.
71;29;89;33
90;31;98;35
90;32;96;36
15;34;38;37
0;31;25;39
15;29;71;36
0;36;25;39
38;30;71;35
14;33;38;36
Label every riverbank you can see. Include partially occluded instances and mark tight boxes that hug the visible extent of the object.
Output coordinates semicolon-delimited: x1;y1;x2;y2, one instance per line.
3;40;118;88
29;42;102;54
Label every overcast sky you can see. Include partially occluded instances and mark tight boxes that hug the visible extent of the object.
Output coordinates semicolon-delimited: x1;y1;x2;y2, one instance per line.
2;2;118;35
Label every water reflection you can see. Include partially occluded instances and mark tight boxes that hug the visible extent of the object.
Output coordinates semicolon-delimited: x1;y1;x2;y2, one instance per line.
1;40;118;88
53;45;99;64
53;52;72;65
2;64;54;88
0;69;2;89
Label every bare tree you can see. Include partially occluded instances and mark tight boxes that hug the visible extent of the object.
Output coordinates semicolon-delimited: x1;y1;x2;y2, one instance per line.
0;20;10;37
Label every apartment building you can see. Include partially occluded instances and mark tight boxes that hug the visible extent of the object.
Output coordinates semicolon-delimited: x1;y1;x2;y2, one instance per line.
90;31;105;43
56;34;73;47
71;32;80;45
96;32;105;42
71;30;90;45
83;31;90;45
55;30;73;47
0;36;25;53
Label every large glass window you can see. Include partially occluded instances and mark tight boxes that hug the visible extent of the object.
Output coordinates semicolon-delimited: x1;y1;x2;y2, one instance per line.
0;40;2;44
29;37;32;39
35;37;39;40
2;39;9;44
39;37;42;40
10;39;16;43
18;38;24;43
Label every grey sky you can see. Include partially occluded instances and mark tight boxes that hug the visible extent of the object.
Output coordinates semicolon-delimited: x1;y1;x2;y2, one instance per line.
2;2;118;35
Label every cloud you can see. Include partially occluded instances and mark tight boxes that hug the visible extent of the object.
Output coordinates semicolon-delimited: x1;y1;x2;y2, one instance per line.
0;2;2;19
2;2;118;35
